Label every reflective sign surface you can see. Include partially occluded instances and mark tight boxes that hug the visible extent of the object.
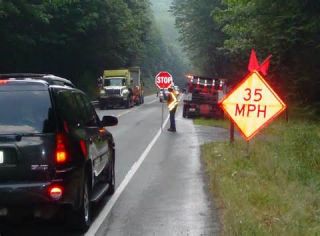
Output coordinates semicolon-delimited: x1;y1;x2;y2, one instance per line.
220;71;286;140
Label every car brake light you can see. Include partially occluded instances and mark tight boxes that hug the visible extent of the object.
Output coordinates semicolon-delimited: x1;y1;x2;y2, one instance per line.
49;185;63;200
55;133;67;164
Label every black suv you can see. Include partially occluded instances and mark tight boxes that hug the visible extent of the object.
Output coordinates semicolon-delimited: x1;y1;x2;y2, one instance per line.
0;74;117;231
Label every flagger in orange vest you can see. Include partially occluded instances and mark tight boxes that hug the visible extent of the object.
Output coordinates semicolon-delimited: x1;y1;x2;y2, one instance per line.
167;87;178;132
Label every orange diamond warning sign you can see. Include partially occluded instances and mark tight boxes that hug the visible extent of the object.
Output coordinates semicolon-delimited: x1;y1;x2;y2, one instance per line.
219;71;286;141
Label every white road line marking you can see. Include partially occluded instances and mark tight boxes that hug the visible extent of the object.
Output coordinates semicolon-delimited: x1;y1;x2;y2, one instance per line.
109;96;157;118
145;98;158;105
116;108;137;118
85;115;170;236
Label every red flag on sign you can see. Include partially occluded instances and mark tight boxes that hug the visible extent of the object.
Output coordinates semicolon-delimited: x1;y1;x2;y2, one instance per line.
248;49;259;72
259;55;272;76
248;49;272;75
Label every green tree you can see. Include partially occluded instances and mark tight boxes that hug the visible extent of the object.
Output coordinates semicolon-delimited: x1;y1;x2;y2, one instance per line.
214;0;320;106
171;0;230;77
172;0;320;110
0;0;183;95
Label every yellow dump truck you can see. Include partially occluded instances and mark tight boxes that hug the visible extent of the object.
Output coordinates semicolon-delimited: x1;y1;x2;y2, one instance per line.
98;67;144;109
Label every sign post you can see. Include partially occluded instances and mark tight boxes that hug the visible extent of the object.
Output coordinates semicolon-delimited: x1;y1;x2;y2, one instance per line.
155;71;174;130
230;121;234;143
219;50;286;143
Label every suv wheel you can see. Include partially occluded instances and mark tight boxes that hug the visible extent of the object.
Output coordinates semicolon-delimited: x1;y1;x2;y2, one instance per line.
101;148;115;195
68;175;91;232
106;154;115;195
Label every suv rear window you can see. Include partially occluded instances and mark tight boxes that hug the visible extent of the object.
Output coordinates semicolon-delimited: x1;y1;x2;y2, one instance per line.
54;90;100;128
0;90;54;134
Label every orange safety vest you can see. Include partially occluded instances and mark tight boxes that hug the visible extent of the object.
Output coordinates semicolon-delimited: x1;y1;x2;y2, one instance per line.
167;91;178;111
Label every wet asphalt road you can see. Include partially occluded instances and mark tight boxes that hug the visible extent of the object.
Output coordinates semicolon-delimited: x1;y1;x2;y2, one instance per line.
0;95;223;236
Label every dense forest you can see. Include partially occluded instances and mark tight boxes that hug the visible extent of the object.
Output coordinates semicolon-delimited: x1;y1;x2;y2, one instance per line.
171;0;320;112
1;0;319;109
150;0;189;87
0;0;186;96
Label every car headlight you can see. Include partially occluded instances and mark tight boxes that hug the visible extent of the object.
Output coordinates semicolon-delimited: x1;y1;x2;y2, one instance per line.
121;89;129;96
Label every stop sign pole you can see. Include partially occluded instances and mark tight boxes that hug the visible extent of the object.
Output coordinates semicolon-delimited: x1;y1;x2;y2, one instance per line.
155;71;174;130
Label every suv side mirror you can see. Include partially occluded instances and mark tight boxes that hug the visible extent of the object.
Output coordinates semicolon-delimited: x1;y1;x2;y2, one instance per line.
101;116;118;127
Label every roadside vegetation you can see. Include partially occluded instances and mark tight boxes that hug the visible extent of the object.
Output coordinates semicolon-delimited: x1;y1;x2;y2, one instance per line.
171;0;320;113
0;1;186;97
194;118;229;129
174;2;320;231
201;117;320;235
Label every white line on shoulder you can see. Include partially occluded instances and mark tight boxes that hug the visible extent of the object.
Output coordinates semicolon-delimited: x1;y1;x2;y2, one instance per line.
145;98;158;105
85;115;170;236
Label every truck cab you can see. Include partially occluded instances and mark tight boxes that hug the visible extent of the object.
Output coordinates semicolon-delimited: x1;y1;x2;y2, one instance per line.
98;68;144;109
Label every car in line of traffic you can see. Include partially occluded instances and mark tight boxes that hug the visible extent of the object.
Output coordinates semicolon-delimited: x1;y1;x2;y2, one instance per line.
158;85;180;102
158;88;169;102
0;74;118;232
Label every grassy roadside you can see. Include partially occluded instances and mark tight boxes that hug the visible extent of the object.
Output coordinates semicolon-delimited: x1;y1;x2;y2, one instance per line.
194;117;229;129
200;119;320;235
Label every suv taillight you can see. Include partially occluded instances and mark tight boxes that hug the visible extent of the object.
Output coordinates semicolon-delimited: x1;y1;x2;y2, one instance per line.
55;133;68;164
49;185;63;200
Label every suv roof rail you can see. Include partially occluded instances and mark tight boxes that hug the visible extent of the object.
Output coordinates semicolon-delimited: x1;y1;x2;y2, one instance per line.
0;73;75;88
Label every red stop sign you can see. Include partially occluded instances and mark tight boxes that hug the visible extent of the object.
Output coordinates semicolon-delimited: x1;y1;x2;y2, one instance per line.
155;71;173;89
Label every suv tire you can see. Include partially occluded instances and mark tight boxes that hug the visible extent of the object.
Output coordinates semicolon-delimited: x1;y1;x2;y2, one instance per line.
100;148;115;195
107;157;115;195
68;175;91;232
